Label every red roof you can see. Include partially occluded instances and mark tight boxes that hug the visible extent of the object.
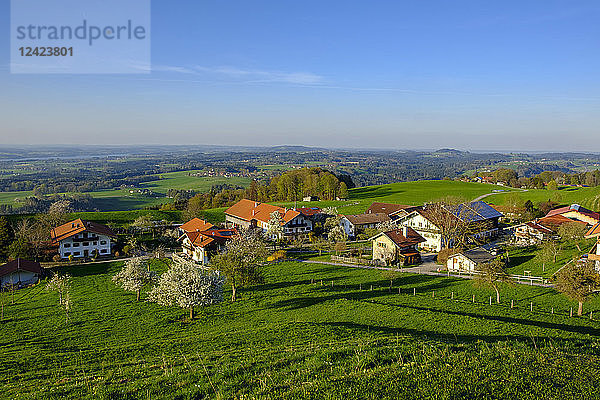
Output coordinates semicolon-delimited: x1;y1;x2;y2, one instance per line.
183;228;238;249
180;218;214;232
225;199;300;225
538;214;587;229
294;207;322;217
0;259;42;278
545;204;600;221
525;221;554;234
50;219;116;244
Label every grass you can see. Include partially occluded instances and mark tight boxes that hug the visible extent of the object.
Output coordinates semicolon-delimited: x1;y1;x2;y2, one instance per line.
2;259;600;399
489;185;600;210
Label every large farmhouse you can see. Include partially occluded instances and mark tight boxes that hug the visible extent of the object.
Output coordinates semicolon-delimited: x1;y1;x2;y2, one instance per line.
371;227;426;266
51;219;116;259
545;204;600;226
366;202;418;220
225;199;313;238
0;259;43;288
179;217;214;235
395;201;503;252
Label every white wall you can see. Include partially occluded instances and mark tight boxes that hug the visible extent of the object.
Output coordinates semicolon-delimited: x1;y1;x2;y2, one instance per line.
59;233;112;258
1;271;39;287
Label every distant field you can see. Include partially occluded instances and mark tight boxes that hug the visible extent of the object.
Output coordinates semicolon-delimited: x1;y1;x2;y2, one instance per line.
2;259;600;399
0;171;252;212
488;185;600;210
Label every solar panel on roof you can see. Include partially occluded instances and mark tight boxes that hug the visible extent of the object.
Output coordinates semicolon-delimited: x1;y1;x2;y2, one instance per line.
470;201;503;219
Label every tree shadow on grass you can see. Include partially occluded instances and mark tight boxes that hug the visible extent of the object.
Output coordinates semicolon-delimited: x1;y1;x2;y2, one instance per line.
318;321;598;346
351;186;399;200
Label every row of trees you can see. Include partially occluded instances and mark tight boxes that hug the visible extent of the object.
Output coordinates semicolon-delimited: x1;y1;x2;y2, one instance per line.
477;168;600;189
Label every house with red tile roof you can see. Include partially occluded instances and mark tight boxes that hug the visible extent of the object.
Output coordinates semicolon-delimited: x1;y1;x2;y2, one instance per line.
225;199;312;238
366;202;418;220
51;219;116;259
0;259;43;288
180;227;238;265
514;221;555;245
179;218;214;234
545;204;600;226
371;227;426;266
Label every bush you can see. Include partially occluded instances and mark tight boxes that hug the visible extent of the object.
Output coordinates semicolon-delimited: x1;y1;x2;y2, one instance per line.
267;250;287;262
436;248;456;265
52;254;62;263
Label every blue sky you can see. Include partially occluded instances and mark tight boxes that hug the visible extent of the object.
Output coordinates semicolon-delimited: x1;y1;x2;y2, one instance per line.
1;0;599;151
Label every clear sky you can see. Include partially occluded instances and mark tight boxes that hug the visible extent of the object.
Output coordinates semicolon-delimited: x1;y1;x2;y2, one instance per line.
1;1;599;151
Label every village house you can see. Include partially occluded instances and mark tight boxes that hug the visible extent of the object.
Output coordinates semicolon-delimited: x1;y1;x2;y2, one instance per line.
586;223;600;271
545;204;600;226
371;227;426;266
180;227;237;265
365;202;419;220
340;213;390;238
0;259;43;289
537;214;588;230
51;219;116;259
395;201;503;252
225;199;313;238
447;248;497;272
514;221;555;245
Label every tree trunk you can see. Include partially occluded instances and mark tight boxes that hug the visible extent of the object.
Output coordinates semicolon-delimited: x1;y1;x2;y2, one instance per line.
189;307;194;320
576;243;582;252
136;289;141;301
231;284;237;302
578;301;583;316
494;285;500;304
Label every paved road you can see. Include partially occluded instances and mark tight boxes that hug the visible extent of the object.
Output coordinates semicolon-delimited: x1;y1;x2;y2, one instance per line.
472;188;528;202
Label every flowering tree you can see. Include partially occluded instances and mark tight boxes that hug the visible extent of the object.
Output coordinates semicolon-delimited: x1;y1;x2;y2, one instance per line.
112;257;156;301
211;228;268;302
148;256;224;319
267;211;285;242
46;273;72;322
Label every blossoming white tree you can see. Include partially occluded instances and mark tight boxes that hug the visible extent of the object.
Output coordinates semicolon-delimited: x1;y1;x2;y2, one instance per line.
112;257;156;301
148;256;224;319
46;273;72;322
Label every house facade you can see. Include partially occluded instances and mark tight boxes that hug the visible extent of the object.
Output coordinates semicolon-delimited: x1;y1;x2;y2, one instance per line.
340;213;390;238
181;228;237;265
51;219;116;259
586;223;600;271
514;221;555;245
447;248;497;272
0;259;43;288
396;201;503;252
371;227;426;266
225;199;313;238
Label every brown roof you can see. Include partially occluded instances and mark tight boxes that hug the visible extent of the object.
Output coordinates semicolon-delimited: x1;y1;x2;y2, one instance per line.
382;227;426;248
295;207;322;217
344;213;391;226
50;219;116;243
0;259;42;278
225;199;300;225
180;218;214;232
524;221;554;234
366;202;417;216
538;214;587;230
586;223;600;239
546;204;600;221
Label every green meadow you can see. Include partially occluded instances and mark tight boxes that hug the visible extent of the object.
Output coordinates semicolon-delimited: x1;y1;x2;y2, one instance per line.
2;259;600;399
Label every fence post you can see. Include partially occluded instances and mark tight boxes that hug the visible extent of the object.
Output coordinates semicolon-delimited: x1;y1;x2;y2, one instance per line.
451;292;454;300
591;311;593;320
311;278;314;284
359;283;362;291
320;280;323;286
432;291;435;298
331;281;334;288
489;296;492;305
551;307;554;314
370;285;373;291
472;294;475;303
570;307;573;317
511;300;514;309
398;287;401;294
530;302;533;312
413;288;416;296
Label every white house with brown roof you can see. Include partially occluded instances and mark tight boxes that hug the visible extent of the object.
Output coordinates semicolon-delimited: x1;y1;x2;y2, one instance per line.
178;218;214;235
51;219;116;259
366;202;418;220
514;221;555;245
225;199;312;238
180;228;237;265
447;248;497;272
340;213;390;238
0;259;43;288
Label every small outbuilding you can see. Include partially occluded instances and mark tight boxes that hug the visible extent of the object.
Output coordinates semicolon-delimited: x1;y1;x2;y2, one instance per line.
0;259;43;288
447;248;496;272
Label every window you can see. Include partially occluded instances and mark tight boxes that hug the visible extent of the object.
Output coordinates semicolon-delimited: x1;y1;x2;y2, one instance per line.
100;241;107;245
73;243;80;247
100;249;108;254
63;243;71;248
74;251;80;256
93;241;98;245
378;242;387;248
64;252;71;256
83;242;89;246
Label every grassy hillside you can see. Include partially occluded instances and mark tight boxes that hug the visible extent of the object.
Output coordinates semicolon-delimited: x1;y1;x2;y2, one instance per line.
2;260;600;399
489;185;600;210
